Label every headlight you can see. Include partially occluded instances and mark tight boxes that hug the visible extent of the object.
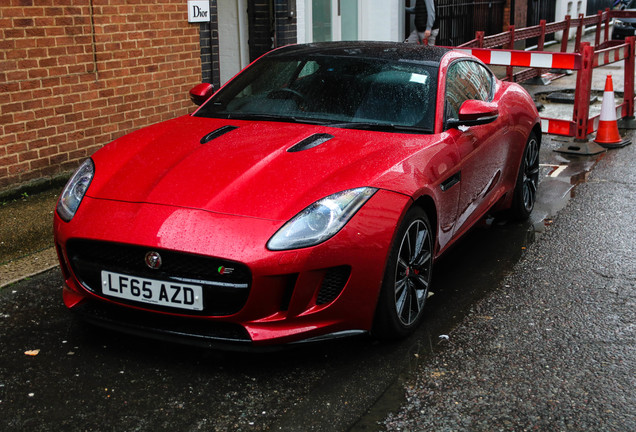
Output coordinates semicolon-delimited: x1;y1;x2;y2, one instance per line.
56;158;94;222
267;187;377;251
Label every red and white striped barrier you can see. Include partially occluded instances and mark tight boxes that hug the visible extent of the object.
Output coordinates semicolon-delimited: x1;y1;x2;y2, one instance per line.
541;105;626;136
593;46;629;68
456;48;581;70
540;118;574;136
457;38;635;144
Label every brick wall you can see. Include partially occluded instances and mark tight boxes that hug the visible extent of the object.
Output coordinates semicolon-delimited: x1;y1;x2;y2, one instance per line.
514;0;528;28
248;0;274;62
504;0;511;30
247;0;296;64
200;0;220;88
0;0;201;194
274;0;296;47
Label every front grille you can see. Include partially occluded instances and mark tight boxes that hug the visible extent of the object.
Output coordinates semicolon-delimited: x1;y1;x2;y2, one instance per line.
66;239;251;316
316;266;351;305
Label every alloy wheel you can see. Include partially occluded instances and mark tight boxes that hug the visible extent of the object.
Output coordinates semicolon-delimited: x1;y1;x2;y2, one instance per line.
393;219;433;326
522;136;540;212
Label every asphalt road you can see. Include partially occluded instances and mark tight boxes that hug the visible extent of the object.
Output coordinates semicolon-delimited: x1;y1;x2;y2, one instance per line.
0;219;530;432
0;134;634;431
368;135;636;431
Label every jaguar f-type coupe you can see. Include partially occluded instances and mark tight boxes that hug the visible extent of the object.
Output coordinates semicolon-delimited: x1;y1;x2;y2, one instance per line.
54;42;541;348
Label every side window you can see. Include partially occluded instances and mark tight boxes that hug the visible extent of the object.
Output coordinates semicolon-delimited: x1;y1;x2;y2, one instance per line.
445;61;477;120
444;60;493;125
466;62;494;101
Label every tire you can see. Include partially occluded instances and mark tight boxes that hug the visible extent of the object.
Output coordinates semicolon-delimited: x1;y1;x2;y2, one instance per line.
509;132;540;220
373;207;434;339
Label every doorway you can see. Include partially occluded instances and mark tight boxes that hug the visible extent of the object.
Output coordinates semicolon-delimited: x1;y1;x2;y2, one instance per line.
310;0;359;41
218;0;250;84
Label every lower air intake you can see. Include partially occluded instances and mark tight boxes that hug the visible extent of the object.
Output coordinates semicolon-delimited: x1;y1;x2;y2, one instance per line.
316;266;351;305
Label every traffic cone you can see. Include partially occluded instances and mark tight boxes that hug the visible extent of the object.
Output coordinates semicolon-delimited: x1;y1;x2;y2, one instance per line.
594;75;631;148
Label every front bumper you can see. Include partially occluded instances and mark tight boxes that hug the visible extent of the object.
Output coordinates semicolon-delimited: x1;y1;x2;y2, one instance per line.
54;189;411;346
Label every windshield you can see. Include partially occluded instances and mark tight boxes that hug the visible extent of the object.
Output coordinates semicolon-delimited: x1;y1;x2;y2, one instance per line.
195;54;438;132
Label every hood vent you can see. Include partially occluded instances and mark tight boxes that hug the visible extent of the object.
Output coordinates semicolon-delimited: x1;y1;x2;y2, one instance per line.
200;125;238;144
287;133;334;152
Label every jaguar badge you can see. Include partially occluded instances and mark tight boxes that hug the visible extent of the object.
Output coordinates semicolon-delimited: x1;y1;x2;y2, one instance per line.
145;251;162;270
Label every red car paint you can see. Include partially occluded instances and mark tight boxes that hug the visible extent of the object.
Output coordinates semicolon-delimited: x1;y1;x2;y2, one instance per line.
54;43;540;347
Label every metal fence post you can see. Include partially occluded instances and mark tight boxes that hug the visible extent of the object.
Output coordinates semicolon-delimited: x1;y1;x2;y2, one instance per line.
556;42;607;154
595;10;602;47
626;37;635;118
574;43;594;141
603;8;610;45
619;36;636;128
507;25;515;81
575;14;583;53
537;20;547;78
561;15;571;53
476;31;484;48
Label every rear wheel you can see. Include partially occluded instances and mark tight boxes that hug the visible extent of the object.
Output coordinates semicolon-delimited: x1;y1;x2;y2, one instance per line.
510;132;540;220
373;207;433;339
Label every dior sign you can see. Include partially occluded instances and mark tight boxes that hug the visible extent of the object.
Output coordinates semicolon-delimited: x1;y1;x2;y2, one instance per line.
187;1;210;23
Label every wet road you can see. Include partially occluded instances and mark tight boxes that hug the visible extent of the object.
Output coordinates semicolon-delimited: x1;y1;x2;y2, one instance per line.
0;221;539;432
1;134;632;431
361;138;636;431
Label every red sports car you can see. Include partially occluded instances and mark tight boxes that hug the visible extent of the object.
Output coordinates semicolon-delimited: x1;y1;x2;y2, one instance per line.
54;42;540;348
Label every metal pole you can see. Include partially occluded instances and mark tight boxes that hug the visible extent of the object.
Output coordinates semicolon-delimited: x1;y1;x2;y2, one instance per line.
575;14;583;53
561;15;571;53
477;31;484;49
619;36;636;128
603;9;610;45
556;43;607;154
595;11;602;47
574;43;594;141
507;25;515;81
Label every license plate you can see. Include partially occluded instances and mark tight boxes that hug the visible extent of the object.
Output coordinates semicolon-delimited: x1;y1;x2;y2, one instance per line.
101;271;204;311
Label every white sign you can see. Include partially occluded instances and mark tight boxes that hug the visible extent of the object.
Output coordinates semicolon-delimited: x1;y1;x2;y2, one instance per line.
188;0;210;23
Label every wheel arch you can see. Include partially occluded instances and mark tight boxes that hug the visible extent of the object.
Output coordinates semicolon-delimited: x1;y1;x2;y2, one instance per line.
413;194;438;248
532;123;542;147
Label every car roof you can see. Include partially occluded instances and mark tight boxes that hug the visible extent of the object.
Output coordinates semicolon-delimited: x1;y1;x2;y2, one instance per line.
267;41;451;66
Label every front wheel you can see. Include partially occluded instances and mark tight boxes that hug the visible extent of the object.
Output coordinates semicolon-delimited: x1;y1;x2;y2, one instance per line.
373;207;433;339
509;132;540;220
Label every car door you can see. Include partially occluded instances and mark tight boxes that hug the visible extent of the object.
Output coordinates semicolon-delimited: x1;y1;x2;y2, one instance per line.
443;60;506;235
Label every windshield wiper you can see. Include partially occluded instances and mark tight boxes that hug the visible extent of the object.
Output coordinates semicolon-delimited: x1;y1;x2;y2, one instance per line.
324;121;432;134
223;113;328;125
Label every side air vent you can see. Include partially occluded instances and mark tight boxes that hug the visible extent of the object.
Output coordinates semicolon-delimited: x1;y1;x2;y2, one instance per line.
200;125;238;144
287;133;334;152
316;266;351;305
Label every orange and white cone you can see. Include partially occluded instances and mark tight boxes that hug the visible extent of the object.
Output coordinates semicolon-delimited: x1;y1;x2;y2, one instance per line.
594;75;631;148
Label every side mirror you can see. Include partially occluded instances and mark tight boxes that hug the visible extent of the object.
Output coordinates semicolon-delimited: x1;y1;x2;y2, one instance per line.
189;83;215;106
447;100;499;128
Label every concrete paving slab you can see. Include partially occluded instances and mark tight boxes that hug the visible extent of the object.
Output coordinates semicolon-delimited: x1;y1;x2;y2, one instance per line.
0;248;58;289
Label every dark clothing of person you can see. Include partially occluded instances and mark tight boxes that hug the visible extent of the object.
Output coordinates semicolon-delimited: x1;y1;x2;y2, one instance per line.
414;0;439;32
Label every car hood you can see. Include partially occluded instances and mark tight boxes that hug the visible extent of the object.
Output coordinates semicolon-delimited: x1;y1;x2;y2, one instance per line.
88;115;434;221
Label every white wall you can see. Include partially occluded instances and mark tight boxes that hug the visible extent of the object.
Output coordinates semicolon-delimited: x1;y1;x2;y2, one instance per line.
555;0;588;41
297;0;307;42
296;0;404;43
218;0;249;84
359;0;404;42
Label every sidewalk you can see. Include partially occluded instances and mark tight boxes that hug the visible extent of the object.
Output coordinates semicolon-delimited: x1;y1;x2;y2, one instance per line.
0;189;60;288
